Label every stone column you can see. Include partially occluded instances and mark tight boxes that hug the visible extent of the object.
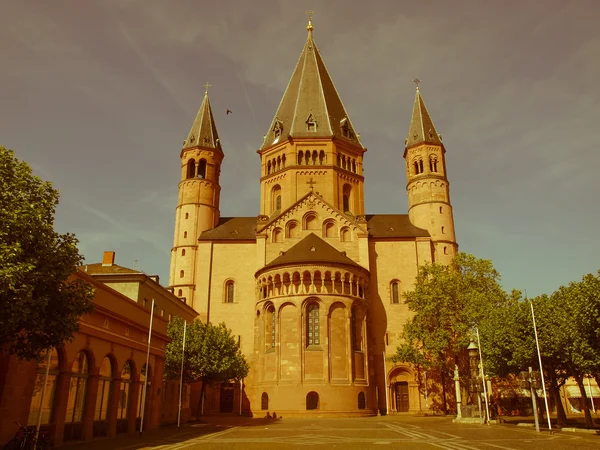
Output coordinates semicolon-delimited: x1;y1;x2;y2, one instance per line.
128;380;141;434
106;379;120;437
51;371;72;446
82;374;99;441
453;365;462;419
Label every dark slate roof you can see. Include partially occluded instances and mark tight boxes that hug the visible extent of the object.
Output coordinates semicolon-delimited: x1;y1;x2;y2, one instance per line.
264;233;362;269
82;263;142;275
183;91;222;151
260;24;363;150
198;217;257;241
366;215;430;238
405;86;443;150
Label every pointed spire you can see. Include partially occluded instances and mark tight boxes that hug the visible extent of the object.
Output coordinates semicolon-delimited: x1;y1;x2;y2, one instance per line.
261;17;362;150
406;80;443;149
183;83;221;150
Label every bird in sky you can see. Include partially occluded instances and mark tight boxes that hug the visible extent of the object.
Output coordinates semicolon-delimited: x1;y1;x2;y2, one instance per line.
226;109;233;115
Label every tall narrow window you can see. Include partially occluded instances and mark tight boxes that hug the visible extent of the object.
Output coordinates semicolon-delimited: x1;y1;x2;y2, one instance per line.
358;392;366;410
306;392;319;410
265;304;275;350
271;185;282;214
28;349;59;426
419;159;424;174
225;280;234;303
186;159;196;178
95;357;113;423
276;195;281;211
65;352;89;427
298;151;303;165
343;184;352;212
306;303;320;346
181;249;186;256
198;159;207;178
261;392;269;410
413;161;419;175
391;281;400;304
319;150;325;164
117;361;133;426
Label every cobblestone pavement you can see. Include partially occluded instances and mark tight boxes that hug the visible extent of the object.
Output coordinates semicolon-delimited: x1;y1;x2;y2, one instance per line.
62;416;599;450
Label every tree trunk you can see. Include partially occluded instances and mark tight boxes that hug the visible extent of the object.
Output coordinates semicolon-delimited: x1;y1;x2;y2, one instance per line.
440;367;448;414
548;379;568;427
195;380;206;419
575;374;593;428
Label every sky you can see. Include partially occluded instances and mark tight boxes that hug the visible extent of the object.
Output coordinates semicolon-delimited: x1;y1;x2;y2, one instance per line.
1;0;599;297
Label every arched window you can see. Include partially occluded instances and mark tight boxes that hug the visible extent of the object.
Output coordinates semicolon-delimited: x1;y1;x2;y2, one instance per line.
277;156;281;171
391;281;400;304
117;361;133;429
28;348;59;426
265;304;275;350
306;391;319;410
298;151;303;165
342;155;347;170
225;280;234;303
178;289;183;297
312;150;318;165
305;151;310;165
358;392;366;409
304;213;318;230
352;159;356;173
413;161;419;175
185;213;189;219
340;227;351;242
336;154;341;166
287;220;300;238
198;159;207;178
306;303;320;346
180;270;184;278
273;227;283;243
439;206;443;214
429;156;438;172
65;352;89;430
419;159;424;174
183;231;187;238
324;221;337;238
271;185;282;213
282;154;286;168
181;249;186;256
261;392;269;410
441;226;445;234
267;160;271;174
343;184;352;213
319;150;325;164
95;357;113;423
186;159;195;178
351;306;363;352
444;246;448;255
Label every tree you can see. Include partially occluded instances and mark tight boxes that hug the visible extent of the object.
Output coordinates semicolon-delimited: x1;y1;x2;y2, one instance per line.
392;252;508;412
164;317;249;416
0;147;94;359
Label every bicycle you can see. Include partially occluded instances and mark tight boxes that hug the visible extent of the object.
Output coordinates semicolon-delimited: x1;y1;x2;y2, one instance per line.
2;422;50;450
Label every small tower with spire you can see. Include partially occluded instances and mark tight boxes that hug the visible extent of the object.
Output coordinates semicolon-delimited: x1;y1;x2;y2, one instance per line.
169;84;223;307
404;80;457;264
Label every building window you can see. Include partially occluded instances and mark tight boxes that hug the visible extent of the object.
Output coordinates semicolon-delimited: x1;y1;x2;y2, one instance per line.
358;392;366;410
306;303;320;346
319;150;325;164
186;159;195;178
419;159;424;173
168;314;172;321
297;151;303;165
439;206;443;214
143;298;148;308
343;184;352;212
161;309;165;317
180;270;184;278
261;392;269;410
340;227;351;242
95;357;113;422
265;304;275;350
413;160;419;175
351;307;362;351
429;156;438;172
306;114;317;132
183;231;187;238
444;246;448;255
306;391;319;410
137;364;150;420
441;226;445;234
225;280;234;303
28;349;59;425
391;281;400;304
185;212;189;219
272;185;282;214
118;361;133;421
273;227;283;243
177;289;182;297
198;159;207;179
64;351;89;431
181;249;186;256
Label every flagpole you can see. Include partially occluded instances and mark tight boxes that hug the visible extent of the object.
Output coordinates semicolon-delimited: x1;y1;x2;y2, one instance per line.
177;320;187;430
35;348;52;441
530;299;552;430
140;298;155;436
475;327;490;424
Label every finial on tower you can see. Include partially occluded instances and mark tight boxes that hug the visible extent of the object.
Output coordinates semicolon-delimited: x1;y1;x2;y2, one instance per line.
306;10;315;33
203;81;212;94
413;77;421;90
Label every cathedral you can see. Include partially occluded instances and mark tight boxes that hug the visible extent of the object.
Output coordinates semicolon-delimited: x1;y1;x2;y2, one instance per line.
168;18;458;416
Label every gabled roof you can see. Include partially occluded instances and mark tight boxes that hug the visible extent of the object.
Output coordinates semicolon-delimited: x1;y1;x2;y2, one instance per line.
183;91;221;151
262;233;363;270
366;215;430;238
82;263;142;275
405;86;443;150
198;217;257;241
261;23;363;150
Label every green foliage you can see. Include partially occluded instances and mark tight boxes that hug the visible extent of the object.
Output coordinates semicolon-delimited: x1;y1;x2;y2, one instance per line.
0;146;94;359
393;252;508;373
164;317;249;385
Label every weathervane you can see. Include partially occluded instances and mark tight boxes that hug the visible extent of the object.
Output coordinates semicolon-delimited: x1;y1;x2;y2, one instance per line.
203;81;212;93
413;77;421;89
306;10;315;32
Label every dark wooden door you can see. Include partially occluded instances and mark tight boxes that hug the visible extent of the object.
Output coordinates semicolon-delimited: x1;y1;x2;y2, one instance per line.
219;384;234;413
395;382;409;412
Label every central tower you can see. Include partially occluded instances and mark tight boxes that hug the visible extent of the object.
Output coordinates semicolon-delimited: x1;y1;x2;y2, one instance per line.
258;19;366;220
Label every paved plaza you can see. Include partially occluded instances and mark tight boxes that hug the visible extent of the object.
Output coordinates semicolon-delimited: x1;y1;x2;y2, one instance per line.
62;416;599;450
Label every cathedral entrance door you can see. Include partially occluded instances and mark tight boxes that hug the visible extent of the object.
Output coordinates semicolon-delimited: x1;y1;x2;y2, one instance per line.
219;384;234;413
395;382;410;412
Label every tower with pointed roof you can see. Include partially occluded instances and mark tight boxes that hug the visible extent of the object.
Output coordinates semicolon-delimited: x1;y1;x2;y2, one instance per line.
404;84;457;264
168;17;459;417
169;88;223;309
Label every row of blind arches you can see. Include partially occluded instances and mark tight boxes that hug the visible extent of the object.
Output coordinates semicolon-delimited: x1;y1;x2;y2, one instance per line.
265;151;360;175
260;391;366;411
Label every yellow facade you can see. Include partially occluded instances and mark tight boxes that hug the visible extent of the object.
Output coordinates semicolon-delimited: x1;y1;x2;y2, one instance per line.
168;23;457;416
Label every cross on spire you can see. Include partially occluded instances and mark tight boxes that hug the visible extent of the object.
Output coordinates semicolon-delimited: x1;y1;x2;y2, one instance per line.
306;177;316;191
306;10;314;32
413;77;421;89
203;81;212;93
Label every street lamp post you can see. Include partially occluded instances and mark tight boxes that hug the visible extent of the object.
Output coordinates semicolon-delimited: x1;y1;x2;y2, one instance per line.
519;367;542;432
467;340;483;422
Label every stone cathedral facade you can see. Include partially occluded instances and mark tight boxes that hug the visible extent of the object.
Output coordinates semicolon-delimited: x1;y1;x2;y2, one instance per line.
168;19;458;416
